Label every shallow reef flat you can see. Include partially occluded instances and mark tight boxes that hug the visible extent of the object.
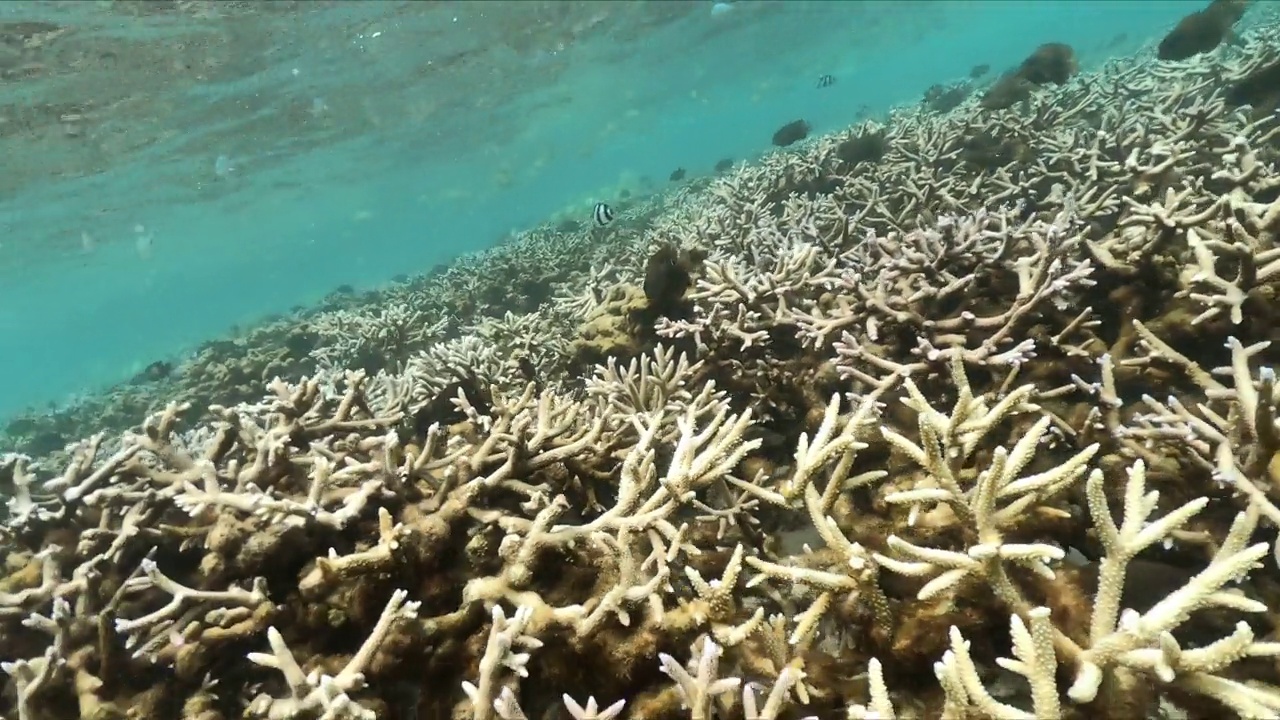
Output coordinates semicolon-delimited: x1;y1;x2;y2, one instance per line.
5;9;1280;720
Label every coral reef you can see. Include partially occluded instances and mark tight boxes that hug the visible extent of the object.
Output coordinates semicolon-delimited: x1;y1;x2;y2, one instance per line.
0;191;683;459
7;9;1280;720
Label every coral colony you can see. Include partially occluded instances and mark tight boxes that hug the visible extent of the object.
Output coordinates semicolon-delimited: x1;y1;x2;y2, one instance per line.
8;6;1280;720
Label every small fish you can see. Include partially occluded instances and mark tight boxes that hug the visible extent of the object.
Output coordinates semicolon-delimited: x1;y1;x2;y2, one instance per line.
593;202;614;226
134;224;154;259
135;232;153;260
214;154;235;178
816;74;835;88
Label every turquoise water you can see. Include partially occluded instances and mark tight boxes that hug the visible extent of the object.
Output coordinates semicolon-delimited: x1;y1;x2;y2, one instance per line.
0;0;1194;419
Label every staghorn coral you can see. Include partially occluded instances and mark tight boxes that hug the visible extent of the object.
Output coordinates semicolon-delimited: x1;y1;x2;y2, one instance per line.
0;190;665;463
8;8;1280;720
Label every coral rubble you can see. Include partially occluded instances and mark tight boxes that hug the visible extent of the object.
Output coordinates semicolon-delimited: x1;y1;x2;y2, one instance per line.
7;9;1280;720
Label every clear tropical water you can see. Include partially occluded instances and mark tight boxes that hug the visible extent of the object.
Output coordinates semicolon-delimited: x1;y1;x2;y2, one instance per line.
6;3;1280;718
0;0;1194;420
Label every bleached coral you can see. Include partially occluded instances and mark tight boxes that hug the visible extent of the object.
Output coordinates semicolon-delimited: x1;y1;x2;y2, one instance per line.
6;9;1280;720
247;589;420;719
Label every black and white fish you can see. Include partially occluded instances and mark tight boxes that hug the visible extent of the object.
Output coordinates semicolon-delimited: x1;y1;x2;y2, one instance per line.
593;202;614;226
816;74;835;88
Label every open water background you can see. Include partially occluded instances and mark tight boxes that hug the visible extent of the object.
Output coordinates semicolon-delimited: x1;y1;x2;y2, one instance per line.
0;1;1202;419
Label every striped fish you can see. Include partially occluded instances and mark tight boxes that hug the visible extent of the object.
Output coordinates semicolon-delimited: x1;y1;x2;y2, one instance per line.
593;202;614;226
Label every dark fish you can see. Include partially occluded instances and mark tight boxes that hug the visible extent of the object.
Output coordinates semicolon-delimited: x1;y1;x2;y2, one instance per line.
669;167;687;182
816;74;835;88
969;63;990;79
593;202;614;226
131;360;173;384
1225;57;1280;114
980;43;1078;111
644;244;704;318
714;158;734;173
1158;0;1247;61
771;119;810;147
923;83;969;113
1016;43;1078;85
410;374;492;439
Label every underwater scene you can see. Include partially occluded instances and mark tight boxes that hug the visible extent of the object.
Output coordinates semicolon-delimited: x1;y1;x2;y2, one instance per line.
4;0;1280;717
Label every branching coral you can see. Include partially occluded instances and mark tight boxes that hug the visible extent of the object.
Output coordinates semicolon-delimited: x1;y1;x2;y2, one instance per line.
247;589;421;719
6;10;1280;720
